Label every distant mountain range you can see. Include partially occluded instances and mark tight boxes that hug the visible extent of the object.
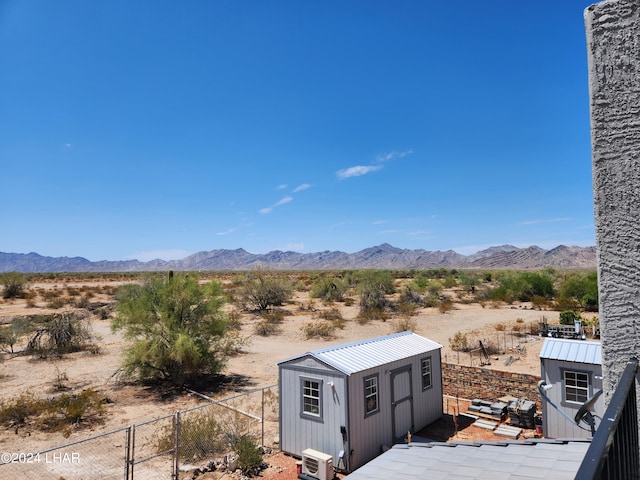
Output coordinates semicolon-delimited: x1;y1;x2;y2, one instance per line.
0;244;597;273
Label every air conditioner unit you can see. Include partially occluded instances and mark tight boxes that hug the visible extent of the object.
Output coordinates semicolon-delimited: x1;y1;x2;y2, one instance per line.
301;448;333;480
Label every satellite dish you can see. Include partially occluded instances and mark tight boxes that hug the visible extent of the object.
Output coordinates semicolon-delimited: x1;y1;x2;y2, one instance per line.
574;389;603;435
575;389;603;424
538;381;603;436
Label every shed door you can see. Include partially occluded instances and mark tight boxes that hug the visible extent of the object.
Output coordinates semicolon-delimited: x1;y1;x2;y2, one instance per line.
390;366;414;442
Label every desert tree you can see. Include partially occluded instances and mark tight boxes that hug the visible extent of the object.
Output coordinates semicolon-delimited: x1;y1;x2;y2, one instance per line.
556;271;598;312
0;271;28;299
239;269;293;311
309;275;347;302
112;273;229;385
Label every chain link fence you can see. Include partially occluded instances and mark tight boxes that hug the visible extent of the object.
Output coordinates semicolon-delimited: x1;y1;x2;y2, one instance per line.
0;384;278;480
0;426;130;480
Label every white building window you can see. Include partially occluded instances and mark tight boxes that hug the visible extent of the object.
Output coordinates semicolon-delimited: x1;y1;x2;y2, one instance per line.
364;375;379;416
421;357;432;390
564;370;589;404
302;378;322;418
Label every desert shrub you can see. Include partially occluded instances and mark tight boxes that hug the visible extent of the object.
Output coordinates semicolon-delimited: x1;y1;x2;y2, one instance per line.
395;302;418;317
0;272;28;299
494;322;506;332
556;271;598;312
531;295;550;310
302;321;336;339
239;270;293;311
529;321;541;336
232;434;263;472
44;389;106;429
442;275;457;288
438;299;454;313
261;310;286;324
397;285;423;307
0;389;106;431
449;331;470;352
254;320;280;337
318;307;342;321
227;309;243;330
157;411;224;461
318;308;346;330
559;310;582;326
343;297;354;306
355;307;389;325
391;317;417;333
310;276;347;302
217;331;250;356
46;297;68;309
26;312;94;358
0;394;41;425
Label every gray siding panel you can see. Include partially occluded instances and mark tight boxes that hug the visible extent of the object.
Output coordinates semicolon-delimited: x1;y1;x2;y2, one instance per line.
279;364;348;461
540;357;604;439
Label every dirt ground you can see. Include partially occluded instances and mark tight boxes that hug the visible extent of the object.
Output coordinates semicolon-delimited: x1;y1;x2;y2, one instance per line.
0;277;594;477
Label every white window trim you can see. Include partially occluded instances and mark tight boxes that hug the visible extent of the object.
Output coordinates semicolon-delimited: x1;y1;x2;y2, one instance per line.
300;377;323;420
364;374;379;417
421;356;433;391
563;369;590;405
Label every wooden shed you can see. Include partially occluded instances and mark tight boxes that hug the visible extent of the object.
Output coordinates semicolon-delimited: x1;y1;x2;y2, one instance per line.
277;331;443;472
539;338;603;439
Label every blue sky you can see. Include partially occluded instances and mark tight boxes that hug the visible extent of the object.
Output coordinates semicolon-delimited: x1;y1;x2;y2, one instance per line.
1;1;596;262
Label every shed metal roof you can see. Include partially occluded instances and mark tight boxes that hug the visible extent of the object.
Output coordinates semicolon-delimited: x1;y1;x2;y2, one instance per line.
344;439;591;480
278;331;442;375
539;338;602;365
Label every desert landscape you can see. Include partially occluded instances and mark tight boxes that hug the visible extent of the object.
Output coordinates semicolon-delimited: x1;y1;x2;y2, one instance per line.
0;271;598;478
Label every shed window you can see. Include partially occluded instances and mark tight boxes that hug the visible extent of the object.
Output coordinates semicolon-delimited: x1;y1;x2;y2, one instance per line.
421;357;432;390
364;375;379;416
302;378;322;417
564;370;589;404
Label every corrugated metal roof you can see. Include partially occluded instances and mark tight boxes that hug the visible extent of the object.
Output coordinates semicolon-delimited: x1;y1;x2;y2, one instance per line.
278;331;442;375
539;338;602;365
343;439;591;480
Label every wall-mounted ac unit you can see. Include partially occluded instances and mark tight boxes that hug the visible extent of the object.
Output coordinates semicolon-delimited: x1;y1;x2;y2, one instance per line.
301;448;333;480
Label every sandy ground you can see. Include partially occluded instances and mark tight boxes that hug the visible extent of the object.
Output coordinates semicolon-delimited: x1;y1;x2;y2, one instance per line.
0;278;593;475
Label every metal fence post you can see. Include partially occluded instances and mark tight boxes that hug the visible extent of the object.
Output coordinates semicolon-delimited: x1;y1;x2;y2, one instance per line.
130;424;136;480
173;411;181;480
124;426;132;480
261;387;265;447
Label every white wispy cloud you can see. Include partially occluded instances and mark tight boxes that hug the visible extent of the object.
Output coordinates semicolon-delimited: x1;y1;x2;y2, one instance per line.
336;165;383;179
275;196;293;207
277;184;288;190
517;217;571;226
293;183;311;192
216;227;237;236
259;196;293;214
375;150;413;162
372;220;386;225
337;149;413;179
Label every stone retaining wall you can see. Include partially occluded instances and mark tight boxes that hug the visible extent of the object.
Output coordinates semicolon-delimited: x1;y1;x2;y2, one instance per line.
442;363;541;406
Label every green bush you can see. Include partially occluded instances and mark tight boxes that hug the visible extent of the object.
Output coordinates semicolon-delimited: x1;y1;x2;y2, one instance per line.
157;411;224;461
310;276;347;302
559;310;582;326
232;434;263;472
0;272;28;299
